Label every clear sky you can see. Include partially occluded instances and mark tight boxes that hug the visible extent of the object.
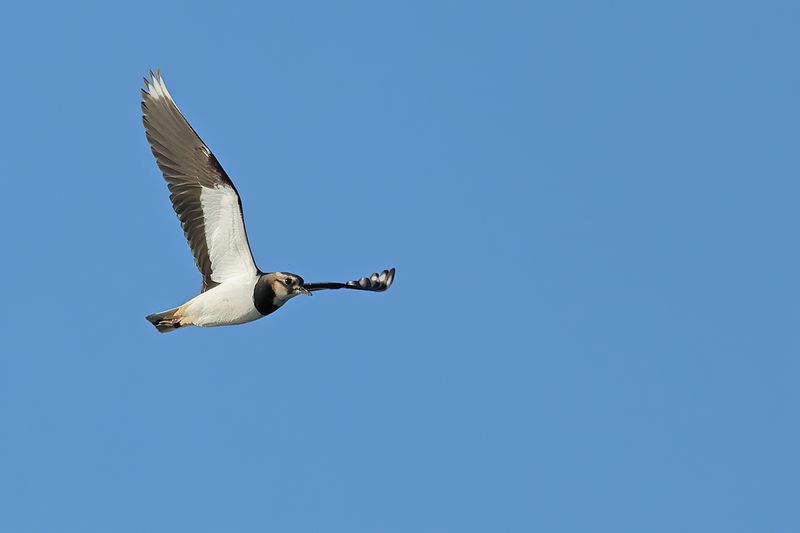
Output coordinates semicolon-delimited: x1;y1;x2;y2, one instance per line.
0;1;797;532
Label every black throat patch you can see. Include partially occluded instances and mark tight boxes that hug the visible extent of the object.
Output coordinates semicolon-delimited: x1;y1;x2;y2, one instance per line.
253;275;280;316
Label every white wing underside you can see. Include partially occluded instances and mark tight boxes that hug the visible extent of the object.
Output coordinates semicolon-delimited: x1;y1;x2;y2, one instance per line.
200;185;258;283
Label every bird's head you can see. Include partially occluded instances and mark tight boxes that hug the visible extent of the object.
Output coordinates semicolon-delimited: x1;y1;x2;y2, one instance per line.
270;272;312;302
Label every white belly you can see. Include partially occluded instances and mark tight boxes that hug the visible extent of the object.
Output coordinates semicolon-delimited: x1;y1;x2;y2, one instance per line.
182;275;262;327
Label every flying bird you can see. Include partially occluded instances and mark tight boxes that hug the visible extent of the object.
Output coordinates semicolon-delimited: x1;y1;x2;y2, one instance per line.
141;70;395;333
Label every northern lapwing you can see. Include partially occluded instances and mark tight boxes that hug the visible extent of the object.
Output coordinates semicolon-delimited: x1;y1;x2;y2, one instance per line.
141;70;395;332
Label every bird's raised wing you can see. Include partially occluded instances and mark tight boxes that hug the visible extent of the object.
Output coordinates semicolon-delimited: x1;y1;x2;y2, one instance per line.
304;268;396;293
142;70;259;292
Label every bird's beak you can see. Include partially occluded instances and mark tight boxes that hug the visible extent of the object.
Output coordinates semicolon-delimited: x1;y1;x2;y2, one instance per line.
295;286;312;296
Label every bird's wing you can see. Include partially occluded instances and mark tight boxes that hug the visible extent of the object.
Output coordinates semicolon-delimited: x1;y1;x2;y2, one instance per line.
141;70;259;292
304;268;396;292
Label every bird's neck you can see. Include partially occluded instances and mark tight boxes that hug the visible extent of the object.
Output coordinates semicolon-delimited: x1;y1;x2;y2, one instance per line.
253;274;284;316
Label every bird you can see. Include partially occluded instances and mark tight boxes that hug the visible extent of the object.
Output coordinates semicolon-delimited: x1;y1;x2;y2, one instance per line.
141;70;395;333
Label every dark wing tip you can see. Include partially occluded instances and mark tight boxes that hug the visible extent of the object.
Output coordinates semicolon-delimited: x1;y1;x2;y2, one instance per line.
346;267;396;292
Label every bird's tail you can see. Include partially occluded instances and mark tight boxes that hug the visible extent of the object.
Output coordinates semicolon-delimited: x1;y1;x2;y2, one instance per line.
145;306;182;333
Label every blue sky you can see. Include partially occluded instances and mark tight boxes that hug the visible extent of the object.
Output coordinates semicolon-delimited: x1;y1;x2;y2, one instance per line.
0;1;798;531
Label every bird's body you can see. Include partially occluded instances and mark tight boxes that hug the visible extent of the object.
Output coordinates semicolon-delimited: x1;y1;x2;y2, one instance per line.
141;70;394;332
172;274;262;328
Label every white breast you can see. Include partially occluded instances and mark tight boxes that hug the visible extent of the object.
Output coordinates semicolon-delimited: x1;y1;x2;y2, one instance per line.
181;274;262;327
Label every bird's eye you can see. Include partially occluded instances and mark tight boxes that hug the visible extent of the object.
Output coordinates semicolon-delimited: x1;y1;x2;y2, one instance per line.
284;278;293;286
